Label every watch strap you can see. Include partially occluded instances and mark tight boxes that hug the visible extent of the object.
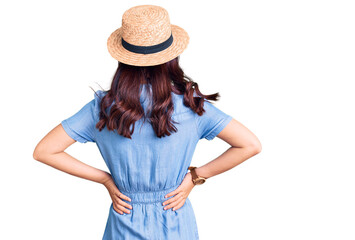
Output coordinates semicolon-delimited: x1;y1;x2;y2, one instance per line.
188;166;198;181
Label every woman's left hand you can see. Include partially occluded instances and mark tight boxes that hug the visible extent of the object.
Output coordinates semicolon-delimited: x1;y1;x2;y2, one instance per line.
162;172;195;211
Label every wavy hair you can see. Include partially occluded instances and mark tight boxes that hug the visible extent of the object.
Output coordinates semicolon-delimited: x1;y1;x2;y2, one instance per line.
94;56;222;139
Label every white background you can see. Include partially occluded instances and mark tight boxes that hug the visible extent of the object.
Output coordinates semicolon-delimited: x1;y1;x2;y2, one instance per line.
1;0;354;239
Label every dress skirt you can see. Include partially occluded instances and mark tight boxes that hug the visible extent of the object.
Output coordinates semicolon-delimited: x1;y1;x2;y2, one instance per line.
102;183;200;240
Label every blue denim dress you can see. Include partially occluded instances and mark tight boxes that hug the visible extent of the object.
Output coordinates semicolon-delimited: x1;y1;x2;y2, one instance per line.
61;84;233;240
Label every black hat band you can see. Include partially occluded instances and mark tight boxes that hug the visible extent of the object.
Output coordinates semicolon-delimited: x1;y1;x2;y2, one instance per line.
122;33;173;55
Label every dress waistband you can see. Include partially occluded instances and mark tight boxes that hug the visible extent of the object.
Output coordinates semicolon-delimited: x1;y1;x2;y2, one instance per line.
119;184;180;204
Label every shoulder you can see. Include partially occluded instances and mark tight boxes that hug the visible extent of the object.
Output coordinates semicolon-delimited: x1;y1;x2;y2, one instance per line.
91;90;108;117
170;92;219;116
171;92;196;115
94;89;108;102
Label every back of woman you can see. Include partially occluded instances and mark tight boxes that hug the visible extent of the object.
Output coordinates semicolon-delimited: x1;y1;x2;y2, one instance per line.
34;4;261;240
61;62;233;239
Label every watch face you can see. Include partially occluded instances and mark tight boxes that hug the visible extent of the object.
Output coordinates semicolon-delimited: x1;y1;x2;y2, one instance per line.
195;178;206;185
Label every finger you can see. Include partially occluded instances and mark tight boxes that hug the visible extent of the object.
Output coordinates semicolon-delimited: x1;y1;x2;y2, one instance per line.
164;196;184;210
172;199;185;211
117;197;133;210
163;194;184;210
116;192;132;202
162;193;178;206
164;187;180;199
113;206;123;214
114;202;131;214
163;191;184;206
114;193;133;209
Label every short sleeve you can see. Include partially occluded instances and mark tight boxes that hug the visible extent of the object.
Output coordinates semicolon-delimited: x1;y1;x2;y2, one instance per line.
195;100;233;141
61;95;99;143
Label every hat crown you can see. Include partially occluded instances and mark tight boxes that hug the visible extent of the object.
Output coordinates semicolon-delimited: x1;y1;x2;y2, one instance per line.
121;5;172;47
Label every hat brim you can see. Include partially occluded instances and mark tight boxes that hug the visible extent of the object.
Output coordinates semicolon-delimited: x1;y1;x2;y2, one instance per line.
107;24;189;66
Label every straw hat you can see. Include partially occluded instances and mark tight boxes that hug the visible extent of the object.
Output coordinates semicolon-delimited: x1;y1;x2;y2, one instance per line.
107;5;190;67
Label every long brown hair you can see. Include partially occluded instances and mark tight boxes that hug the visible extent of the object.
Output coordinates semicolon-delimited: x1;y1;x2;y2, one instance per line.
95;56;221;139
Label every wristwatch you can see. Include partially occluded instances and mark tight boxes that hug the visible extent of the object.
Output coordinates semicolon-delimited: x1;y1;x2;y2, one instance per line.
188;166;206;185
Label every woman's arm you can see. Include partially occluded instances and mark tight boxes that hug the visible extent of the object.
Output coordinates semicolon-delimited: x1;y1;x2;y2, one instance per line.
162;118;261;211
33;123;133;214
33;124;112;185
194;118;262;179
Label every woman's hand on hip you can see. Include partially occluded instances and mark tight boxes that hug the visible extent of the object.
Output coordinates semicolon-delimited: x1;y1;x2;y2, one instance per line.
103;176;133;215
162;172;195;211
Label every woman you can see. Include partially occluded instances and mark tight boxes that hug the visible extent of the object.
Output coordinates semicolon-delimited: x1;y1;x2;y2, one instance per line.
33;4;261;240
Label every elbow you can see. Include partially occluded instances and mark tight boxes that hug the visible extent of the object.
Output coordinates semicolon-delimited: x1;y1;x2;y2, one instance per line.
254;141;262;154
248;141;262;155
33;149;41;161
33;144;45;161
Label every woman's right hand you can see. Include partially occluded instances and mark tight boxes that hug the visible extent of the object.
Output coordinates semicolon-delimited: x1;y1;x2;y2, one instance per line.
102;176;133;215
